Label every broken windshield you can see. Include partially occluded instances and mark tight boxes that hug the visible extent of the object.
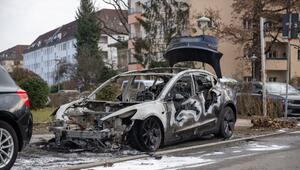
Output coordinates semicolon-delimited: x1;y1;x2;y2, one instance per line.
89;74;173;102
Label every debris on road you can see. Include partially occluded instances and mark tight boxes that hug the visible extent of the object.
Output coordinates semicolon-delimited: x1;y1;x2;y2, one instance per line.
251;116;298;129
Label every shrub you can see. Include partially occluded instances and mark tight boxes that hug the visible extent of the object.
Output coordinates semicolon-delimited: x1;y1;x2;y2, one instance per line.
236;83;283;118
95;83;121;101
237;94;283;118
10;68;49;110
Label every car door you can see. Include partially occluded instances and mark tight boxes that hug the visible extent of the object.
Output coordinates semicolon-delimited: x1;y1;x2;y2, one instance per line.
193;72;219;128
166;73;207;133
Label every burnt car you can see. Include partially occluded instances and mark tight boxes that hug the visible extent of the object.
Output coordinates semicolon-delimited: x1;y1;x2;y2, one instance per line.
0;65;32;169
51;36;237;152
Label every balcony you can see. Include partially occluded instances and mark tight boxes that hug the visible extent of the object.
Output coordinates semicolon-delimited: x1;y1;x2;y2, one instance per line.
266;57;287;71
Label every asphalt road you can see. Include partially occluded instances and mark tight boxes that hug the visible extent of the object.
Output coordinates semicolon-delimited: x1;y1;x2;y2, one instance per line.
90;130;300;170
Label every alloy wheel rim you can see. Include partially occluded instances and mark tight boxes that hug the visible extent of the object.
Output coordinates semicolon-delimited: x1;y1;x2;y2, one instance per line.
224;110;235;136
141;118;162;151
0;128;14;168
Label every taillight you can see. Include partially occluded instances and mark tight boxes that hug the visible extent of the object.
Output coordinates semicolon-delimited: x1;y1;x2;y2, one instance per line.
17;89;30;107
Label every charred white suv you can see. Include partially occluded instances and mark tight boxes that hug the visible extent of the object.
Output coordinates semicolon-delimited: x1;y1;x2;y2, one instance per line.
51;36;237;152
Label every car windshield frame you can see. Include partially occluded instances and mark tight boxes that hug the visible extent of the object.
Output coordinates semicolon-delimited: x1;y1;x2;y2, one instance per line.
88;73;174;102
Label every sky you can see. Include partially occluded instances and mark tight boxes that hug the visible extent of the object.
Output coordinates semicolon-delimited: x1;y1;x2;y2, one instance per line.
0;0;110;52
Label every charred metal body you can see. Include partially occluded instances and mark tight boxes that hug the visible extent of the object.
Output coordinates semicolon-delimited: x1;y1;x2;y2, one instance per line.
51;36;237;152
51;68;237;152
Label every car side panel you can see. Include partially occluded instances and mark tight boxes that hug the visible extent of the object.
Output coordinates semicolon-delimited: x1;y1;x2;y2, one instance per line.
0;93;33;150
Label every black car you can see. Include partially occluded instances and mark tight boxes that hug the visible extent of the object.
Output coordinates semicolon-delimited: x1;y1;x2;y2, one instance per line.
0;65;32;169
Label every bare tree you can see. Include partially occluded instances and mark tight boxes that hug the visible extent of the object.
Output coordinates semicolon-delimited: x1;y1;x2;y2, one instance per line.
134;0;190;67
100;0;129;45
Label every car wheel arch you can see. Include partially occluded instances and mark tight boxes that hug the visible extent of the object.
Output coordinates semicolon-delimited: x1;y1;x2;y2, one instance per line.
224;102;237;121
132;115;165;147
0;111;23;151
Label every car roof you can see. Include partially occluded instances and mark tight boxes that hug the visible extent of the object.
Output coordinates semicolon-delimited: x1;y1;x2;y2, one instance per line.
120;67;216;78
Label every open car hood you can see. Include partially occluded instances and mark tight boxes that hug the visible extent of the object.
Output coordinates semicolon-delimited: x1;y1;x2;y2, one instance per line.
164;35;223;78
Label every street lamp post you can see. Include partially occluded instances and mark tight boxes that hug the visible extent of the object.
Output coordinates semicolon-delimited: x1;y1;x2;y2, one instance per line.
197;16;211;35
250;53;258;81
197;16;211;69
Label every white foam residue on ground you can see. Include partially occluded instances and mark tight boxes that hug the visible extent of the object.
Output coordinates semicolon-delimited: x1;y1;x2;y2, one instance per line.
90;156;215;170
277;129;286;132
247;143;288;151
232;150;242;153
202;152;224;156
290;131;300;134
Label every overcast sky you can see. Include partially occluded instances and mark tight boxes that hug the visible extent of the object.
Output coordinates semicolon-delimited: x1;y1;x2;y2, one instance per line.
0;0;110;52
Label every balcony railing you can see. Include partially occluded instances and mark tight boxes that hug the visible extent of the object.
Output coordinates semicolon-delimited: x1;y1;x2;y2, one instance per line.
266;56;287;60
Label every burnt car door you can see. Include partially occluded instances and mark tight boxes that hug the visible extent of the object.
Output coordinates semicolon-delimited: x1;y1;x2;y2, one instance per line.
192;72;219;130
166;73;208;134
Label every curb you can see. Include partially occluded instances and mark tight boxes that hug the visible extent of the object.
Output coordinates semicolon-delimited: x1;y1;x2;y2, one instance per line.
63;130;291;170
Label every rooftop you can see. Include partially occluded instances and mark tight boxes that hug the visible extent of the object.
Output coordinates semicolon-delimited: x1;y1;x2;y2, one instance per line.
0;45;29;60
25;9;128;53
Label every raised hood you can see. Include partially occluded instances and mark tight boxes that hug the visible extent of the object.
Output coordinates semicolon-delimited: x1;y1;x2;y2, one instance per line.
164;35;223;78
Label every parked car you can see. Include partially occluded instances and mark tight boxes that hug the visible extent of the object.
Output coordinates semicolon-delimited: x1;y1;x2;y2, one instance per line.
0;65;32;169
51;36;237;152
250;82;300;117
121;80;162;91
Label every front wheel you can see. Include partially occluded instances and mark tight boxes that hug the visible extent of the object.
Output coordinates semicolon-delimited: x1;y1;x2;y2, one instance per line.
0;121;19;170
217;107;236;139
129;117;163;152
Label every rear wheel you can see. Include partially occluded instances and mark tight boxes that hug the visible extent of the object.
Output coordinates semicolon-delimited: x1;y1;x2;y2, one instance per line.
129;117;162;152
0;121;18;170
217;107;235;139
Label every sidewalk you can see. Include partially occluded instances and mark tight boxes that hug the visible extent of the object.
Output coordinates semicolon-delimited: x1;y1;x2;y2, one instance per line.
236;118;252;127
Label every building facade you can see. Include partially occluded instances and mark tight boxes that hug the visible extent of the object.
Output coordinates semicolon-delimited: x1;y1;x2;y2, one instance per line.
128;0;300;82
189;0;300;82
0;45;28;72
128;0;147;71
23;9;128;85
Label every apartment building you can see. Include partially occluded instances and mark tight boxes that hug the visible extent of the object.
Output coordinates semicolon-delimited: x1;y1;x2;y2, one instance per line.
128;0;147;71
0;45;28;72
128;0;300;82
23;9;128;85
189;0;300;82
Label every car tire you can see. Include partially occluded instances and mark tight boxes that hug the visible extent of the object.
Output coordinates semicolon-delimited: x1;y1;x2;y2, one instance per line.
0;120;19;170
129;117;163;152
216;107;235;139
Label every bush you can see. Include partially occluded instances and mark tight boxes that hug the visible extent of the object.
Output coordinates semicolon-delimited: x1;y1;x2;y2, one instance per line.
50;84;59;93
10;68;49;110
237;94;283;118
95;83;121;101
236;83;283;118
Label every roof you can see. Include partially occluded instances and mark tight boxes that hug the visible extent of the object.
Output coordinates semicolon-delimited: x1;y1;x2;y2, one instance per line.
0;45;29;61
25;9;128;53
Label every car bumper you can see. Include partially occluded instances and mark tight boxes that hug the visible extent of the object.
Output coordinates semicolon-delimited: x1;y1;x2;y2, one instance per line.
17;108;33;150
287;103;300;117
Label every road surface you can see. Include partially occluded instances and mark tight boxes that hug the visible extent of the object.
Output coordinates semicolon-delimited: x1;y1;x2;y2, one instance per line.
90;130;300;170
